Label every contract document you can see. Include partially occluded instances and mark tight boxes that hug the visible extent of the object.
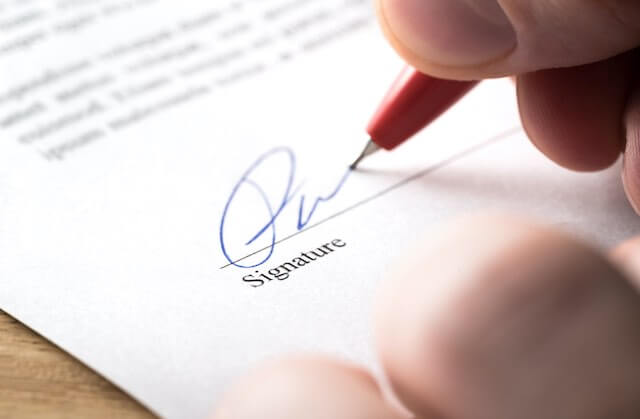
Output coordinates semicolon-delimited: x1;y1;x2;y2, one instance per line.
1;1;638;418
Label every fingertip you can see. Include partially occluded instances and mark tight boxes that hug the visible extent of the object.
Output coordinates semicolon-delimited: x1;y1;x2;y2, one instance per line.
375;215;640;418
376;0;640;79
378;0;515;68
611;236;640;289
375;214;544;416
374;0;515;80
517;57;630;172
623;76;640;215
622;163;640;215
213;356;403;419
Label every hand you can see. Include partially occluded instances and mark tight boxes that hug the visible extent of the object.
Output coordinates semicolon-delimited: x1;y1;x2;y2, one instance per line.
214;216;640;419
376;0;640;213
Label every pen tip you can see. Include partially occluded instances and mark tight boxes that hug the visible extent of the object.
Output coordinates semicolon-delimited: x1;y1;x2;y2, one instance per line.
350;139;380;170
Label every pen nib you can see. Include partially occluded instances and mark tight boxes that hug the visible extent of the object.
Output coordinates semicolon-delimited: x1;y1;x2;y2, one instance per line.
350;139;380;170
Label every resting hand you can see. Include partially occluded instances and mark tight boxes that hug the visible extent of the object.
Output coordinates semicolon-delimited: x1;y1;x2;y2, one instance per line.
214;216;640;419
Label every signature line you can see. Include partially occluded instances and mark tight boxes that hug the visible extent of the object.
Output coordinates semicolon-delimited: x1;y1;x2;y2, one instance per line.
219;126;522;269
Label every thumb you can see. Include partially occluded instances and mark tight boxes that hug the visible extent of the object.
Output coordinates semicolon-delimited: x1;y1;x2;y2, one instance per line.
376;0;640;78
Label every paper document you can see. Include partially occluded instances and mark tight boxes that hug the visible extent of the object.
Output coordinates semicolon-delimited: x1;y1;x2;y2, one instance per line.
1;1;638;418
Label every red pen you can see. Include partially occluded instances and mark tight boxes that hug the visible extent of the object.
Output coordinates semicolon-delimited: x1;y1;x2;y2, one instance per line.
350;67;479;169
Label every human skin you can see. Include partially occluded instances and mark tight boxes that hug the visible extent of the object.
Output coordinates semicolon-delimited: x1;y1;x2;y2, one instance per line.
376;0;640;212
214;216;640;419
213;2;640;417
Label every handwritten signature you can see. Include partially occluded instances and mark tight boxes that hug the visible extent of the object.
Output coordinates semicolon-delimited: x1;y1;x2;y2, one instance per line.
220;147;351;268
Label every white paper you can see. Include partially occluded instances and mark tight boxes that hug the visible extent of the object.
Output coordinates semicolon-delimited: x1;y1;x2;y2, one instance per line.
1;1;639;418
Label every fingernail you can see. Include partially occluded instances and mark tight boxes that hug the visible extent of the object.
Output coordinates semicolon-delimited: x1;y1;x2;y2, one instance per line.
380;0;516;67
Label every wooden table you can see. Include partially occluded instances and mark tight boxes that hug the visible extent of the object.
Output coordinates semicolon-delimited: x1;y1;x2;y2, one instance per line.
0;310;155;418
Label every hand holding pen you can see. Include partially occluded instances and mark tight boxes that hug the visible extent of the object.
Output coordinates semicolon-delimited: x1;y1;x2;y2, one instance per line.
354;0;640;217
214;1;640;418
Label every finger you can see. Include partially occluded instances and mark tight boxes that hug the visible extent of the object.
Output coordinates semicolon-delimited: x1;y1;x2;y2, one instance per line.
375;215;640;419
611;236;640;287
213;357;405;419
623;73;640;213
375;0;640;79
517;53;633;171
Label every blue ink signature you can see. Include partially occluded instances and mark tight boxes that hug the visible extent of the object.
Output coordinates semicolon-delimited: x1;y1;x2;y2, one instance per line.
220;147;351;268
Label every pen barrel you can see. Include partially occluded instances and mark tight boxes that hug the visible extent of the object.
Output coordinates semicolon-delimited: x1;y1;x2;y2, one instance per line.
367;68;478;150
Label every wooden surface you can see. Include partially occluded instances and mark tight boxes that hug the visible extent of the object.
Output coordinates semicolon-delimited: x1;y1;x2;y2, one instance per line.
0;310;155;419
